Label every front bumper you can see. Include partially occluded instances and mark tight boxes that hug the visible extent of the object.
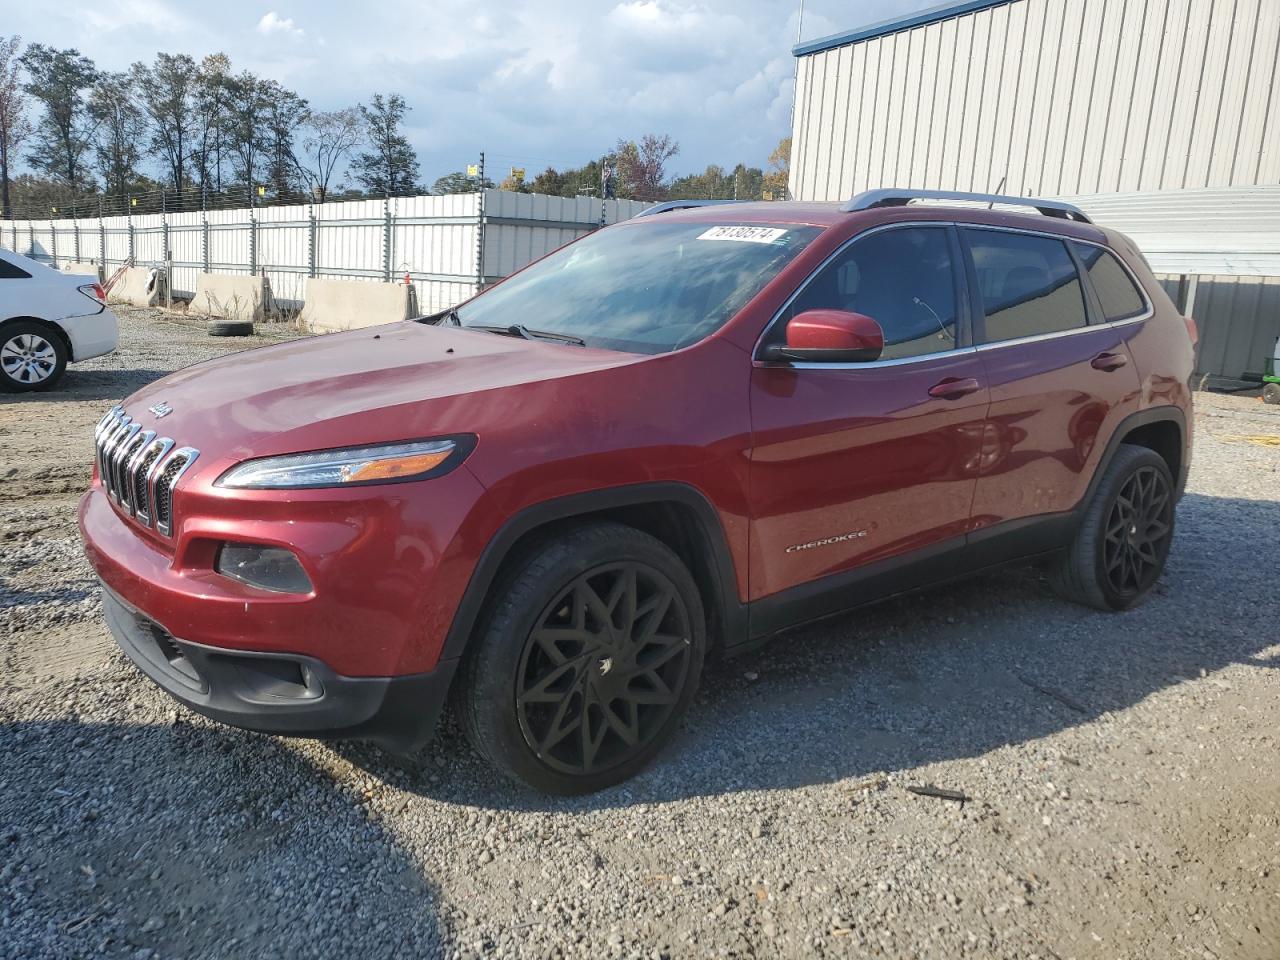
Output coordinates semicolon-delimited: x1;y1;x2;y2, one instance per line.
102;583;456;751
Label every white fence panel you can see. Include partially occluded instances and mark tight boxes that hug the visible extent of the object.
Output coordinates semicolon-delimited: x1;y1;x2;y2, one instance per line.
2;190;654;315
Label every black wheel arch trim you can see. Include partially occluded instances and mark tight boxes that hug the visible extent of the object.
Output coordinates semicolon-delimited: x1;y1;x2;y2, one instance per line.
1083;405;1188;505
440;481;746;662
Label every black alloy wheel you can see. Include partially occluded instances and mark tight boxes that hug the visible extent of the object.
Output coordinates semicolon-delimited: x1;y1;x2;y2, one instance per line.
452;521;706;794
515;562;694;776
1049;443;1177;612
1101;465;1173;599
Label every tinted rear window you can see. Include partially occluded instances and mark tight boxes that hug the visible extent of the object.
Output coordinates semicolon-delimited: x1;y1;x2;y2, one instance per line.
965;229;1087;342
1072;242;1147;321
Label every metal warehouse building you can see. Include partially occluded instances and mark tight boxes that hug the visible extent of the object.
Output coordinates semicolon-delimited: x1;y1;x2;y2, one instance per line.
788;0;1280;383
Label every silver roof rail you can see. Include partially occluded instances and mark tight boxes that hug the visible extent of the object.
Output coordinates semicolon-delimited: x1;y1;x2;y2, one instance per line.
635;199;748;217
844;189;1092;223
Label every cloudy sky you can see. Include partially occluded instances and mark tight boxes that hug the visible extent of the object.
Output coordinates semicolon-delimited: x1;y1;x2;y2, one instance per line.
8;0;928;185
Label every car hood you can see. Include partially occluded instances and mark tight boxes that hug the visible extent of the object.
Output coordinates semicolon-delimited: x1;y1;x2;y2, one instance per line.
122;321;642;467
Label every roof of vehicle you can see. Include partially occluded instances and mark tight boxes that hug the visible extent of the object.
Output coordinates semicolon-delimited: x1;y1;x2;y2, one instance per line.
627;198;1110;244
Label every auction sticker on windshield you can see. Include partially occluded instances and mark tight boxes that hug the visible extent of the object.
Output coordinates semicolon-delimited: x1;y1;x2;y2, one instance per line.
697;225;788;244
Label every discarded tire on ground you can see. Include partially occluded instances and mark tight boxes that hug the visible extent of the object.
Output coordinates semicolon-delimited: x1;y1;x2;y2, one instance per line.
208;320;255;338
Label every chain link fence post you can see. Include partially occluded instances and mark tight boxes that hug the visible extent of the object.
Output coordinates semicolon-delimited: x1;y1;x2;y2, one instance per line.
382;196;393;282
127;195;135;265
307;204;317;278
73;219;81;263
50;218;58;267
249;209;257;277
475;152;486;294
98;199;106;276
162;192;172;309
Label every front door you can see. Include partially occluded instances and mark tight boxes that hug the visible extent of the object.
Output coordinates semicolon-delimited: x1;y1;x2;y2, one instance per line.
747;224;990;604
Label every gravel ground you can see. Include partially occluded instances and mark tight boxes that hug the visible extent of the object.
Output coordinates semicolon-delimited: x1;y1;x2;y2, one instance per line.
2;307;1278;960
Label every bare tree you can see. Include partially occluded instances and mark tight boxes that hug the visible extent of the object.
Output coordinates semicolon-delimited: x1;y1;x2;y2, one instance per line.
298;107;360;202
0;35;32;219
615;133;678;200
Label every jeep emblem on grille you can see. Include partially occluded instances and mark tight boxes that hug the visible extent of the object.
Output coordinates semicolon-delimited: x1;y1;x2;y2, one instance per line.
149;401;174;418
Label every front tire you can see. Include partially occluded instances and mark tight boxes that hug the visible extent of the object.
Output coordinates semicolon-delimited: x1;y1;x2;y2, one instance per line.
1049;444;1175;611
0;321;68;392
453;522;706;794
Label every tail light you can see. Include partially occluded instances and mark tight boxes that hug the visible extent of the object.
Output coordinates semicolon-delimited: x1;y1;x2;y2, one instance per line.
1183;316;1199;347
78;282;107;305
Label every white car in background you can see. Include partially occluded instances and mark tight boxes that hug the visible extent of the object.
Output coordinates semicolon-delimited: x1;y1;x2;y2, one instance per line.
0;248;119;392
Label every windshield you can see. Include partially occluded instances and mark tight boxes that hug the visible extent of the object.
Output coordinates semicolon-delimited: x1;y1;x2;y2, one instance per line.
455;221;821;353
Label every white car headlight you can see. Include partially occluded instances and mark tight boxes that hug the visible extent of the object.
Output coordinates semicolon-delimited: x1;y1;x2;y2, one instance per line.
215;437;472;490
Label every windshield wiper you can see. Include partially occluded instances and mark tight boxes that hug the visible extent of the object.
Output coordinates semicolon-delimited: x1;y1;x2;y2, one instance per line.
415;308;461;326
467;323;585;346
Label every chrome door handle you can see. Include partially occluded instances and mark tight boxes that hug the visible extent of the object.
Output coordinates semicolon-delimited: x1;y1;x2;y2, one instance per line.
928;377;982;400
1091;352;1128;371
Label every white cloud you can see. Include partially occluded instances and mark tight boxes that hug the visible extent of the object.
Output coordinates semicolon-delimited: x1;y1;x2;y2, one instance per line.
256;11;304;37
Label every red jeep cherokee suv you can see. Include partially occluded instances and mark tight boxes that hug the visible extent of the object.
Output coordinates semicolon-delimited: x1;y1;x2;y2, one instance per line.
79;189;1194;794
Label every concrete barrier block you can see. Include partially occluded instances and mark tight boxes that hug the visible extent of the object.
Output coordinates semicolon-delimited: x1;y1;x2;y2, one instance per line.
191;273;267;322
299;278;415;333
108;266;164;307
62;261;102;281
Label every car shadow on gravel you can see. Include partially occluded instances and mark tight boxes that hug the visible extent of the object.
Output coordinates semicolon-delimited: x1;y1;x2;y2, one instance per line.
1;369;176;405
338;492;1280;813
0;719;446;959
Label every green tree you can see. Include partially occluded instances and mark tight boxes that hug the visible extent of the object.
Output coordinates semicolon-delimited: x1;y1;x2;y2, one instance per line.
89;72;145;197
763;136;790;199
192;53;232;193
131;52;199;194
529;166;566;196
258;79;308;198
19;44;98;190
0;35;33;219
351;93;419;196
222;70;269;192
731;163;764;200
559;158;603;199
431;170;493;194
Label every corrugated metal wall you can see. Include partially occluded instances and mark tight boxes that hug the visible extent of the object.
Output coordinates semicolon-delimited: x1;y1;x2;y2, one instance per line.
790;0;1280;201
2;191;651;316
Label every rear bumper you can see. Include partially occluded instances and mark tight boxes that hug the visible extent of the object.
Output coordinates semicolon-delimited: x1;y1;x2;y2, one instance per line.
101;583;456;752
60;306;119;362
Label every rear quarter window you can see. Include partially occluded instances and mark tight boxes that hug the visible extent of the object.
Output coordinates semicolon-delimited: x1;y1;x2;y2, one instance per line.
0;257;32;279
1072;242;1147;321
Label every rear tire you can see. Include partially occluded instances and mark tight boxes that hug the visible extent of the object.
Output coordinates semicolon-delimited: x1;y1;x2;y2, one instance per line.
452;522;706;795
0;320;68;392
1049;444;1175;611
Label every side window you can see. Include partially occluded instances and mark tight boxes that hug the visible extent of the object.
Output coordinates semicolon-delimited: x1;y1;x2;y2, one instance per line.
1072;242;1147;321
965;229;1087;342
0;257;31;279
782;226;959;361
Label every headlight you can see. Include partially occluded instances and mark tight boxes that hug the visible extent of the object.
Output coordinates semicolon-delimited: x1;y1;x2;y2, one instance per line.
215;437;473;490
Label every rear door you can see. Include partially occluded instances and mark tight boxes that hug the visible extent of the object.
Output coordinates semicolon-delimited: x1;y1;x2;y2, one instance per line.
962;227;1142;533
747;223;990;603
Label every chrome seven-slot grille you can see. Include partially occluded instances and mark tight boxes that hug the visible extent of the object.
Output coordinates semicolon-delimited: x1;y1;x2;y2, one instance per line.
94;406;199;537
